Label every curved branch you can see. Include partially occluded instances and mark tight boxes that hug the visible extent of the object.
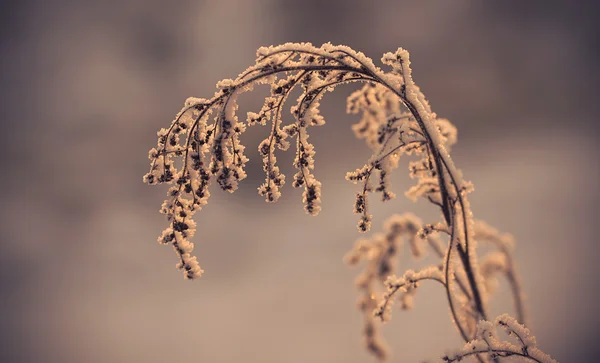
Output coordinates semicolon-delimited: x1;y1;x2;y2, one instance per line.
376;274;445;320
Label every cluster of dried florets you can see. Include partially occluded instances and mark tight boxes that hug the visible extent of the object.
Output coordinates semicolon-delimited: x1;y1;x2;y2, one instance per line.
345;81;460;233
345;212;544;362
145;42;408;278
145;43;554;362
443;314;555;362
344;213;446;360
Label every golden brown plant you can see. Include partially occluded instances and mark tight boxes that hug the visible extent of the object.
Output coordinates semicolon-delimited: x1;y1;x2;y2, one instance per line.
144;43;555;362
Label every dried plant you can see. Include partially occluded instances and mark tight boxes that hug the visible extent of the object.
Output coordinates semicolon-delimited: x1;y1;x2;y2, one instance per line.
143;43;555;362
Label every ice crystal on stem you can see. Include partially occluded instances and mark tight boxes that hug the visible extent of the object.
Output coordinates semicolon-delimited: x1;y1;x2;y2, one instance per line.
145;43;554;362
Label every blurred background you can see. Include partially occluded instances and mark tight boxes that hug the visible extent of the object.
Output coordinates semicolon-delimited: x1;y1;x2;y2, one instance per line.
1;0;598;362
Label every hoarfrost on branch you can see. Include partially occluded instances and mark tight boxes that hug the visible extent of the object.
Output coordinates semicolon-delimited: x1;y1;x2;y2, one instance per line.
144;43;555;362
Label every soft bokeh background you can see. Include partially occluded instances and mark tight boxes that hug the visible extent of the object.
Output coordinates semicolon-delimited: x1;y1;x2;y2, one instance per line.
1;1;599;362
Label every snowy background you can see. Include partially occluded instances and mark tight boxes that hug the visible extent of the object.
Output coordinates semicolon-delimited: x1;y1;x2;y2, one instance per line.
1;1;599;362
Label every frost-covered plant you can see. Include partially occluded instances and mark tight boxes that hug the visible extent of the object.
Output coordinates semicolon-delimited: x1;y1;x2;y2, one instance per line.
144;43;555;362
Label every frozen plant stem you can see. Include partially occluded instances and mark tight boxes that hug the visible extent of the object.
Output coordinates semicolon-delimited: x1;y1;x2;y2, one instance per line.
389;73;489;334
144;43;554;362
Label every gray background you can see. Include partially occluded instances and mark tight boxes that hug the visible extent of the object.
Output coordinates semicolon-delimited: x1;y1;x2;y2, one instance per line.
1;1;598;362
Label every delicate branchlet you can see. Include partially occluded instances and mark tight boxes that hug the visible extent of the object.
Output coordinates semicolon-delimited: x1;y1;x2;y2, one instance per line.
443;314;556;363
145;43;552;363
344;234;391;360
344;213;446;357
343;214;411;360
475;220;527;325
376;266;444;321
